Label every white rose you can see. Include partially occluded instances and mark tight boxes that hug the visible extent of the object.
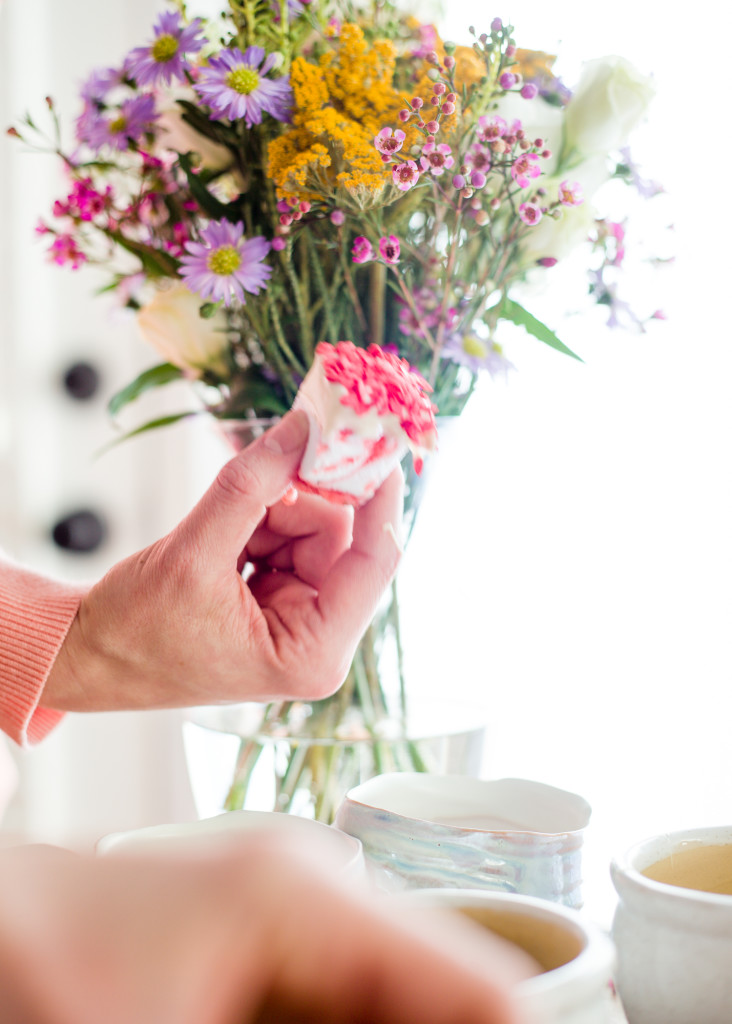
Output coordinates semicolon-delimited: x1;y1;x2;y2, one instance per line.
561;56;655;165
154;88;233;172
493;91;565;175
137;284;230;377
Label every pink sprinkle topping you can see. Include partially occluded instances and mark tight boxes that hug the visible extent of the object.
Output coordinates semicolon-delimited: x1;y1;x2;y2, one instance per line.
316;341;438;448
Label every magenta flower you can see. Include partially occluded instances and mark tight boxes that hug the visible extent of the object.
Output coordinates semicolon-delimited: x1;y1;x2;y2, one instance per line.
378;235;400;264
374;127;406;158
81;93;158;151
519;202;543;225
511;152;541;188
499;71;518;90
419;140;454;177
47;233;87;270
558;180;584;206
392;160;420;191
351;236;374;264
53;178;112;222
195;47;292;128
125;12;205;87
179;220;272;307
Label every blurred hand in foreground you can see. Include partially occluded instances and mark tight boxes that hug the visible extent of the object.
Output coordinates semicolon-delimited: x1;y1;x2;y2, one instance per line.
0;835;534;1024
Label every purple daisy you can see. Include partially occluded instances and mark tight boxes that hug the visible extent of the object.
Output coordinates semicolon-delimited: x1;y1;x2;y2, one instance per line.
442;332;514;379
125;12;206;87
194;47;293;128
79;65;125;104
81;93;158;152
179;220;272;307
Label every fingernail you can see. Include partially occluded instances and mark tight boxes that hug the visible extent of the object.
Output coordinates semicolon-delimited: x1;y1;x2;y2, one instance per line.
263;410;309;455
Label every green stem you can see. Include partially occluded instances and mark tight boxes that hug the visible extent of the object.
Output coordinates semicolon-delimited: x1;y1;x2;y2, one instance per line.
266;293;308;378
369;261;386;349
223;737;264;811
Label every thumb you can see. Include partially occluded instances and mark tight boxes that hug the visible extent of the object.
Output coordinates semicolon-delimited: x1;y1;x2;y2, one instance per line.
172;411;309;571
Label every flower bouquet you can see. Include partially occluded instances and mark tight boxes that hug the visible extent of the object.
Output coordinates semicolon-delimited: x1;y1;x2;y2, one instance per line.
12;0;662;820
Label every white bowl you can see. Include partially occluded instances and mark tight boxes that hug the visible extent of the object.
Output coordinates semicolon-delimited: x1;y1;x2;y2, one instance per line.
611;825;732;1024
335;773;591;906
398;888;616;1024
98;810;365;882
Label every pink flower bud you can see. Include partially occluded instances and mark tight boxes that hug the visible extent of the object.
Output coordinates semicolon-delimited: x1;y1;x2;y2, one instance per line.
330;209;346;226
499;72;517;89
271;237;287;251
425;120;439;134
521;83;539;99
470;171;486;188
452;174;466;189
398;109;410;122
411;97;424;109
442;101;456;115
444;56;455;70
433;82;447;95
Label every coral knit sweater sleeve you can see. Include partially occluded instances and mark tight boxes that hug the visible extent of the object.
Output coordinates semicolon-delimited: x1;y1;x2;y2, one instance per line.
0;557;85;746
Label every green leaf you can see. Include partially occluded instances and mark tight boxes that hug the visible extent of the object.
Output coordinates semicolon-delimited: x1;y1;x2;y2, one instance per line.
108;363;184;418
108;231;180;278
177;152;234;221
96;412;200;457
498;298;583;362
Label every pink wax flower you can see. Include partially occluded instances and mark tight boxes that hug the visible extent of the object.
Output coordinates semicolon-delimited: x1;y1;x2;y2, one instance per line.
378;235;400;264
559;180;584;206
519;202;543;225
477;115;507;143
351;236;374;263
392;160;420;191
330;209;346;226
465;143;491;175
374;127;406;158
511;152;541;188
419;140;454;176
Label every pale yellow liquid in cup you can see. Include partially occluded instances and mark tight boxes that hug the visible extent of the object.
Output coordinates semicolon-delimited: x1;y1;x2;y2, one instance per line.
642;843;732;896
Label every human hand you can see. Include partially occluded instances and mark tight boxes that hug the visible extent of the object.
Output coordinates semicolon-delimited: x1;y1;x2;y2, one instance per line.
42;411;403;711
0;836;531;1024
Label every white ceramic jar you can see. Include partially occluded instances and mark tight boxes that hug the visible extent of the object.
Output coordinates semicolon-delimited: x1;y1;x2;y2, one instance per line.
335;773;592;906
399;888;616;1024
97;809;365;882
611;825;732;1024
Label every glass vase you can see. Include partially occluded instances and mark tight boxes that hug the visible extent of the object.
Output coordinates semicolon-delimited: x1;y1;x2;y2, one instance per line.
182;416;484;823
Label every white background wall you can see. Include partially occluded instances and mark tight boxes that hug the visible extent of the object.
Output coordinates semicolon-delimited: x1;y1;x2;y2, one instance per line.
1;0;730;927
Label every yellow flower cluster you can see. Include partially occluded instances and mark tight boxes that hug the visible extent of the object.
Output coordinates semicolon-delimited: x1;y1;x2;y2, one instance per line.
267;24;420;205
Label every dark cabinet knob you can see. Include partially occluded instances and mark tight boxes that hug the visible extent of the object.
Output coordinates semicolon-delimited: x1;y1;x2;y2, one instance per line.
62;361;101;401
51;510;107;553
